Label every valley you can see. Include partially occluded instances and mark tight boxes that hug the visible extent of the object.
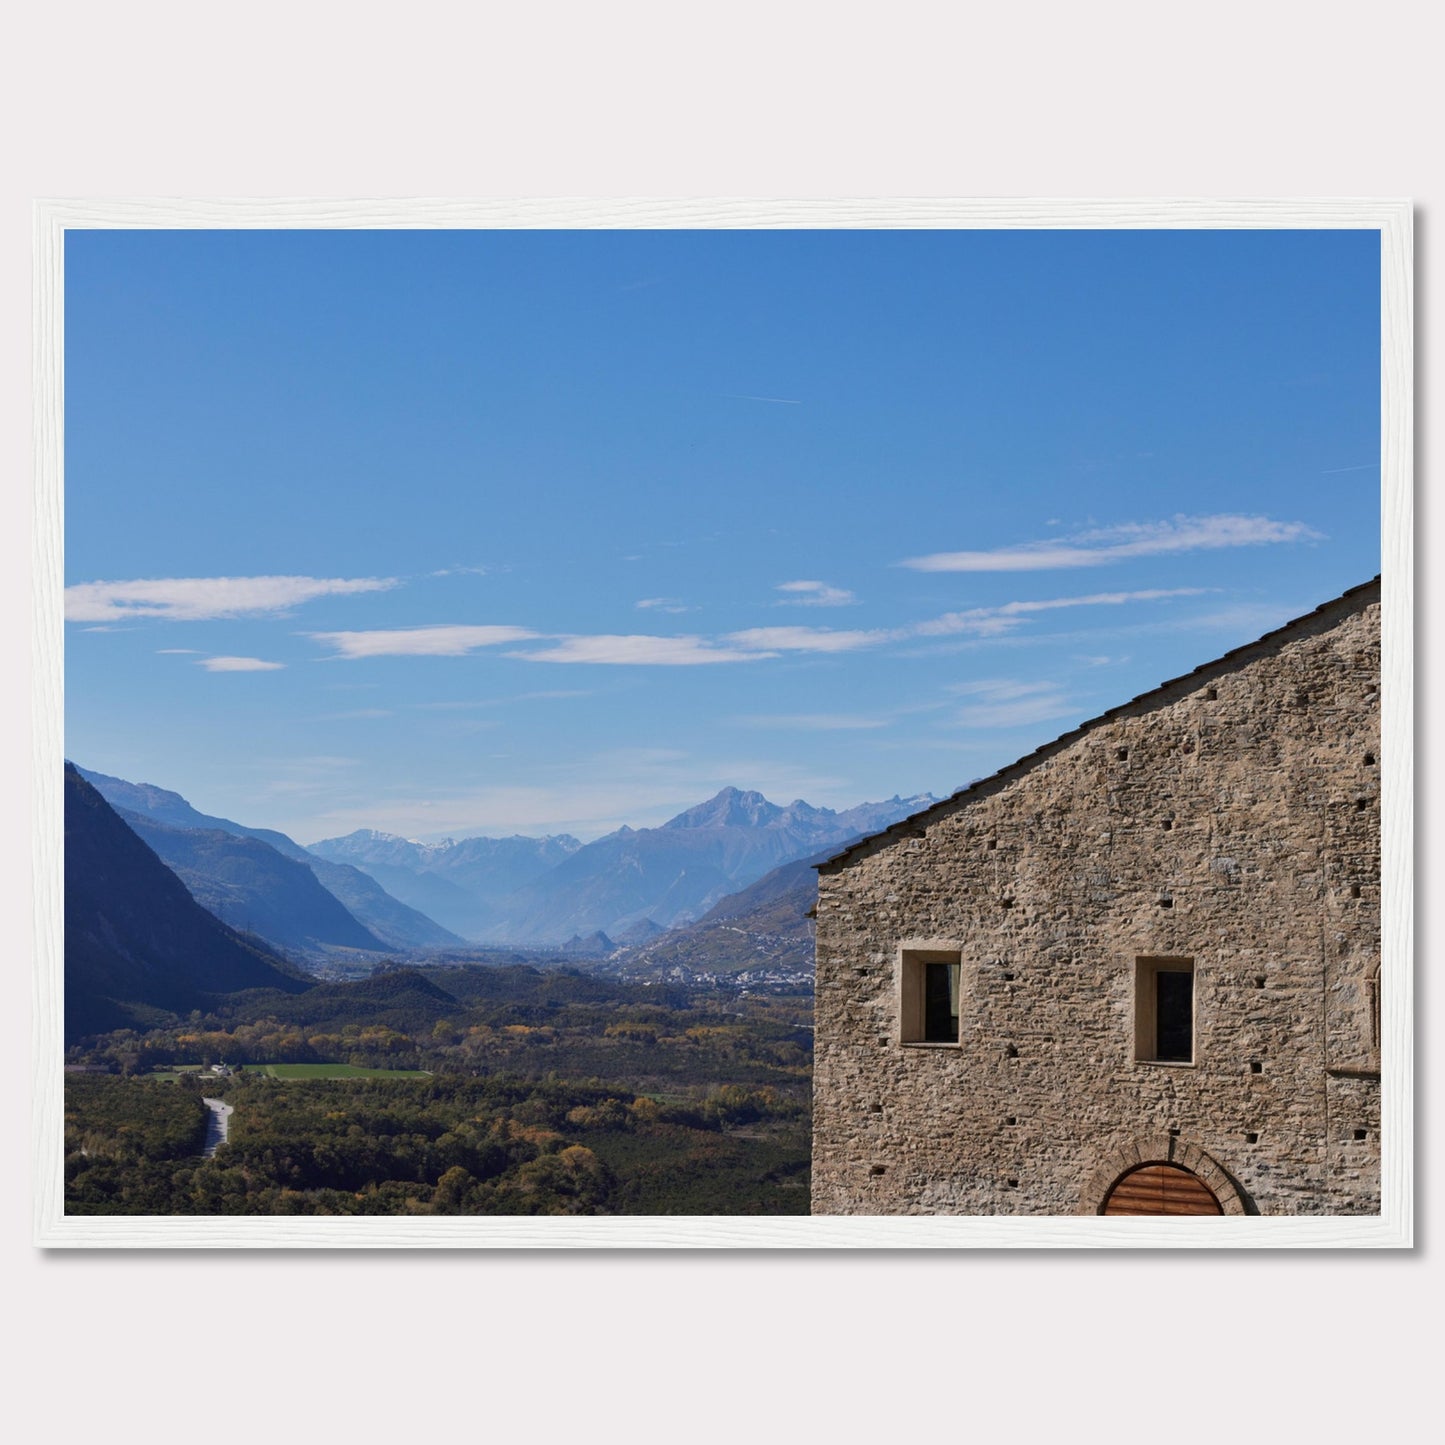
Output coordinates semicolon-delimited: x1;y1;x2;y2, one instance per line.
60;763;907;1216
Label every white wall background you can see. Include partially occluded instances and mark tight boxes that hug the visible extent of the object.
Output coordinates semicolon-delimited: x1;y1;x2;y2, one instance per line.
2;4;1436;1439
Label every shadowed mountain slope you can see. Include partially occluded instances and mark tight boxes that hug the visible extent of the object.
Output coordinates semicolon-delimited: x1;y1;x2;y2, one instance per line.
64;765;311;1042
117;811;389;954
79;768;461;951
625;844;838;977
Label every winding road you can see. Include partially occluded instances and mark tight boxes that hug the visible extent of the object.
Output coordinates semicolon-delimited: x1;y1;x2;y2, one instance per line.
200;1097;233;1158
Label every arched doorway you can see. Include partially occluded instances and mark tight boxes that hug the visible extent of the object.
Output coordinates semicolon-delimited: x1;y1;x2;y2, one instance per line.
1100;1162;1224;1216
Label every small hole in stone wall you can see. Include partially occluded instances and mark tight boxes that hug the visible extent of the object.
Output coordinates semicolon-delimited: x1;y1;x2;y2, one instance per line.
1117;747;1129;761
1159;897;1174;909
1161;819;1173;830
1006;1177;1020;1188
1006;1116;1017;1126
1168;1127;1181;1138
1255;977;1267;989
1356;797;1368;811
1002;971;1015;982
1353;1129;1367;1141
1001;897;1014;909
868;1103;883;1114
869;1164;886;1177
1364;752;1376;766
1250;1061;1263;1074
855;967;869;976
1245;1132;1259;1144
1206;686;1218;701
987;839;997;851
1005;1044;1019;1058
1351;884;1362;899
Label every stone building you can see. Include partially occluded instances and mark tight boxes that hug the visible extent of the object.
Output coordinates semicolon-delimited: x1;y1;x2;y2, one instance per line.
811;579;1381;1216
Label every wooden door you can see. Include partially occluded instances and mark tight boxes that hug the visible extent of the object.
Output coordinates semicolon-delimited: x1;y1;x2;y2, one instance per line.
1101;1163;1223;1216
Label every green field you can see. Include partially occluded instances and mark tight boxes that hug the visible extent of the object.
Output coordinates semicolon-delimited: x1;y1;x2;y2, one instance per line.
258;1063;432;1080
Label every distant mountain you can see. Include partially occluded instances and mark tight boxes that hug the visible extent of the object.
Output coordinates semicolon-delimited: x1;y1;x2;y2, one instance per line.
64;765;311;1042
307;829;583;939
489;787;939;944
116;810;389;955
78;768;462;952
624;844;836;978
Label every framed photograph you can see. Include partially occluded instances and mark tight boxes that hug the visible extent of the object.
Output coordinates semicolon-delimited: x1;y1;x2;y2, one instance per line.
34;199;1412;1247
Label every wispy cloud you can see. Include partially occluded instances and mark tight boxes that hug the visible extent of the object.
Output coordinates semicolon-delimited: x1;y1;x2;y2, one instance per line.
156;648;202;655
776;580;856;608
309;624;539;659
725;589;1201;656
198;656;286;673
901;515;1322;572
946;678;1081;729
725;625;891;654
720;393;802;405
65;574;399;622
509;635;770;666
912;588;1207;638
635;597;693;614
1172;602;1305;634
308;587;1206;671
431;564;494;577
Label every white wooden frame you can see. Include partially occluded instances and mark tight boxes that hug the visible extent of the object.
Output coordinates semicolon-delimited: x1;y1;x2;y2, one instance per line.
33;198;1412;1248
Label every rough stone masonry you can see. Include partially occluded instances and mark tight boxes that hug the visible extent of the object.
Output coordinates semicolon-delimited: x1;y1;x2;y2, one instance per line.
811;579;1381;1216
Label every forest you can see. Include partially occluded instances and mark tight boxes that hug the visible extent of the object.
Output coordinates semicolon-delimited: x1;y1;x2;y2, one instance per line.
64;962;813;1216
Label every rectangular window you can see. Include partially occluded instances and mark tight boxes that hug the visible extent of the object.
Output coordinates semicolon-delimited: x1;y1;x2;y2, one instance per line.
1135;957;1195;1064
900;949;962;1045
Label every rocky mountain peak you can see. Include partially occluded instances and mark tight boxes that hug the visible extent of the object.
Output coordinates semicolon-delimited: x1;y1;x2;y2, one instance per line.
662;786;785;831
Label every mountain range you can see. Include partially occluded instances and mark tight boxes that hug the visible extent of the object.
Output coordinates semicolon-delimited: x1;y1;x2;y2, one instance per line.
309;787;938;944
72;765;939;986
307;829;582;939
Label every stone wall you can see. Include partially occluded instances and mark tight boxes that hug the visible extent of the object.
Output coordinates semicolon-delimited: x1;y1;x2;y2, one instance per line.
811;585;1381;1216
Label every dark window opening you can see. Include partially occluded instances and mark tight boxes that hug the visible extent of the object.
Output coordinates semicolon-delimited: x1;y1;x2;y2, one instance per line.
1364;751;1376;766
922;962;960;1043
1353;1129;1368;1142
1137;958;1195;1064
1156;971;1193;1061
1249;1060;1263;1074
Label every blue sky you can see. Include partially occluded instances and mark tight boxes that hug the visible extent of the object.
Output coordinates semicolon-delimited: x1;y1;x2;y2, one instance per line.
64;228;1381;843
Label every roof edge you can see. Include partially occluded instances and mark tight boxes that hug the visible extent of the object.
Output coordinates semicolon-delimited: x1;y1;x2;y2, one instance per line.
815;576;1381;873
